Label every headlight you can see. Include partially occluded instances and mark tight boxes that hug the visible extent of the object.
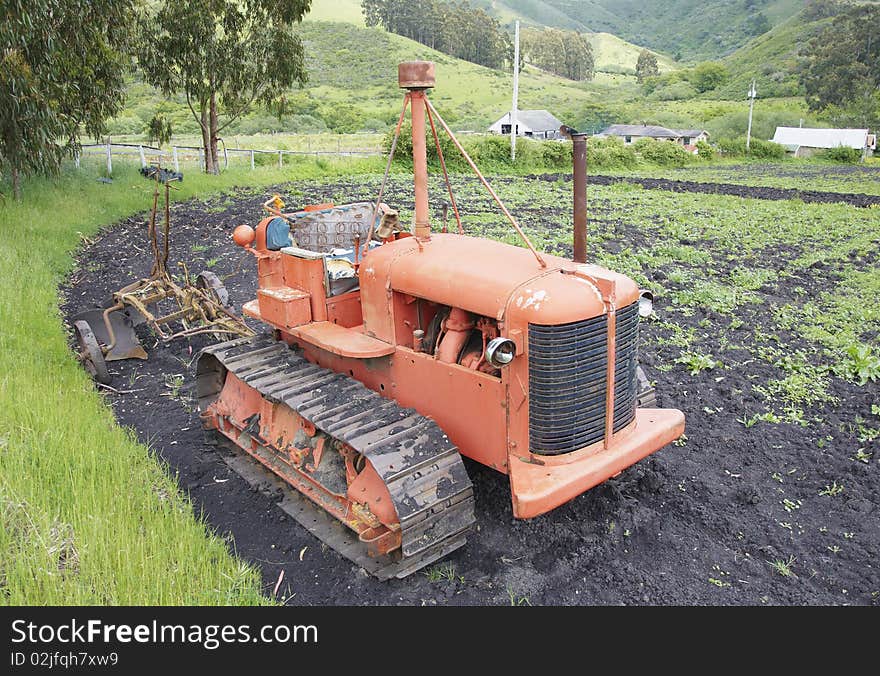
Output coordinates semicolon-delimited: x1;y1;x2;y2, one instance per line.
486;337;516;367
638;290;654;318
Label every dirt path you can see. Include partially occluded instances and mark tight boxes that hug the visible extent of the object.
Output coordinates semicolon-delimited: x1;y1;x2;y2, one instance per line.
61;177;879;606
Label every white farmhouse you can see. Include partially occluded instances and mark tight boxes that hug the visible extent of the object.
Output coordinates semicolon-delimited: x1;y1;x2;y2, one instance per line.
488;110;565;139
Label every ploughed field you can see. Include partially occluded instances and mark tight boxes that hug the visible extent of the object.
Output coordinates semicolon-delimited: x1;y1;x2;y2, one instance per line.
62;171;880;605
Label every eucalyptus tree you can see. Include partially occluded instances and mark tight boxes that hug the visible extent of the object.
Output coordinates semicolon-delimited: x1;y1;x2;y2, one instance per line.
136;0;311;174
0;0;133;198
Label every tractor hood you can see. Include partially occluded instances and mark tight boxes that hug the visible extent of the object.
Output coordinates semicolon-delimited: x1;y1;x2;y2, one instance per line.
364;233;638;325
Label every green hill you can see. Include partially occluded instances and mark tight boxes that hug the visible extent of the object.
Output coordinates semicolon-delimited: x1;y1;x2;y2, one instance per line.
109;11;817;145
716;7;835;100
588;32;676;74
111;21;628;139
488;0;805;61
306;0;680;74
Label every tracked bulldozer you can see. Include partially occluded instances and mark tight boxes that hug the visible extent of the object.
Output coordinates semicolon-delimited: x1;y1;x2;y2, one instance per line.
196;62;685;578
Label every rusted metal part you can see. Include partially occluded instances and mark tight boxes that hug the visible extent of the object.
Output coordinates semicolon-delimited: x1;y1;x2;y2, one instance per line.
571;133;588;264
398;61;435;90
196;334;475;578
72;168;253;379
410;90;431;241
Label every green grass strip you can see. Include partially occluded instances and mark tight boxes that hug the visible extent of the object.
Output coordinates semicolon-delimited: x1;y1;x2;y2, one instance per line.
0;159;379;604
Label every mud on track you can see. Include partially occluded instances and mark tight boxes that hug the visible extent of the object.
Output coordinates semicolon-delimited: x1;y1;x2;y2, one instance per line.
61;175;879;605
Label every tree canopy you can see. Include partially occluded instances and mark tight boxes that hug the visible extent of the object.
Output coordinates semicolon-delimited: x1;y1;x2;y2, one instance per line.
136;0;310;174
689;62;728;93
0;0;134;197
521;28;594;82
635;50;660;83
362;0;511;70
800;3;880;127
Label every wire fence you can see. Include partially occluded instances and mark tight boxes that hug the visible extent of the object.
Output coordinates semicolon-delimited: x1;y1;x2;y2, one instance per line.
76;140;383;175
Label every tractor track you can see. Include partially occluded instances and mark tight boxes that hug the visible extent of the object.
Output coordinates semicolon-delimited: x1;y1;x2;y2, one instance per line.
196;334;475;579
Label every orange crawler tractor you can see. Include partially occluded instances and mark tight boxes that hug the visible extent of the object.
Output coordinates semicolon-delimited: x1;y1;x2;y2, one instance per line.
196;62;684;578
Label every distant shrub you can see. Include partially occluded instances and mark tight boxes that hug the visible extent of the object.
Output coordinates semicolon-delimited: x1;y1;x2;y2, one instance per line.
632;137;694;167
236;114;285;135
650;81;698;101
106;113;144;136
641;72;681;95
384;120;458;166
540;140;572;168
320;104;364;134
586;136;638;169
685;62;729;93
465;134;515;164
820;146;862;163
287;114;328;134
600;65;636;76
696;140;715;160
716;137;786;159
359;118;388;133
747;139;787;159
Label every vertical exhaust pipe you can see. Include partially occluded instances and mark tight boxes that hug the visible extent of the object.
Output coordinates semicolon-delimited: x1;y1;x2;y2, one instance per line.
561;125;588;263
399;61;435;241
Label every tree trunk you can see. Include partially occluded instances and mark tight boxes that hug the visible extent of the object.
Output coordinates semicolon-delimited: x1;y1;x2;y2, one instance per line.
209;93;220;175
11;167;21;201
200;106;214;174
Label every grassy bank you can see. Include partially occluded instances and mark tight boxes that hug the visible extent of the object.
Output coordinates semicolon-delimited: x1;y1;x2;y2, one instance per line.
0;158;380;604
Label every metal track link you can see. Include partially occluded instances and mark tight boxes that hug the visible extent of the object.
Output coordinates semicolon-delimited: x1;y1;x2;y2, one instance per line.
197;334;475;579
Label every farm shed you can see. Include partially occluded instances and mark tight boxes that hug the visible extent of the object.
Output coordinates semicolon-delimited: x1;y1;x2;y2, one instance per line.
488;110;565;139
771;127;876;158
596;124;708;149
673;128;710;146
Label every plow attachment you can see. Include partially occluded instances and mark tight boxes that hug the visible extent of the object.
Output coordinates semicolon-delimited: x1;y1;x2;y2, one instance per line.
71;167;254;384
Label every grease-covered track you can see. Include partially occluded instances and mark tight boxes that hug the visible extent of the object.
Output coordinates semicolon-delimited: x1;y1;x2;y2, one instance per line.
196;334;475;579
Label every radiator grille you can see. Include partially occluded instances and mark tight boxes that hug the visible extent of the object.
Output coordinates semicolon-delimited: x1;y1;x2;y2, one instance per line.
528;301;640;455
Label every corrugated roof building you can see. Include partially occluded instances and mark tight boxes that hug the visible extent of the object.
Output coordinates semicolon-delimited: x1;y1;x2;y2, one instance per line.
771;127;876;157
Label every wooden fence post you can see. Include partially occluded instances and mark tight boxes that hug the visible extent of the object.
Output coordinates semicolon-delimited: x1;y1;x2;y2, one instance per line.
250;150;255;170
138;145;146;168
278;151;283;168
172;146;179;173
106;141;112;176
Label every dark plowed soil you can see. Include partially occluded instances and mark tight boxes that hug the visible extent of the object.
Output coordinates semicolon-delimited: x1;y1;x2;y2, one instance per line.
540;174;880;208
61;176;879;606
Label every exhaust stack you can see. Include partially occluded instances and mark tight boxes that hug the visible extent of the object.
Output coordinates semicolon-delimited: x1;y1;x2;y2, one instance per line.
399;61;435;241
561;125;589;263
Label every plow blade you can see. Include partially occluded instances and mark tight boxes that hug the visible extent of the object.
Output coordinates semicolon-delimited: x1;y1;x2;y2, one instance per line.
71;308;148;361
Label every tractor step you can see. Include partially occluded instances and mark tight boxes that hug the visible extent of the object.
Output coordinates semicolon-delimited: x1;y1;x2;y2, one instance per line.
196;334;475;579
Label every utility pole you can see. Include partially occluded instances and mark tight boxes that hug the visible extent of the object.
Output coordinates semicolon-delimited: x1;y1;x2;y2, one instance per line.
746;79;757;152
511;20;520;162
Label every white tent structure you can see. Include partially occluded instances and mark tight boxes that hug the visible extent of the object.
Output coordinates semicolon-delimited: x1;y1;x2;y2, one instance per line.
771;127;875;157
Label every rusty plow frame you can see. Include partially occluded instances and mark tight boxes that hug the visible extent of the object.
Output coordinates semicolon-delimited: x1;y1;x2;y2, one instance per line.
72;170;254;384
